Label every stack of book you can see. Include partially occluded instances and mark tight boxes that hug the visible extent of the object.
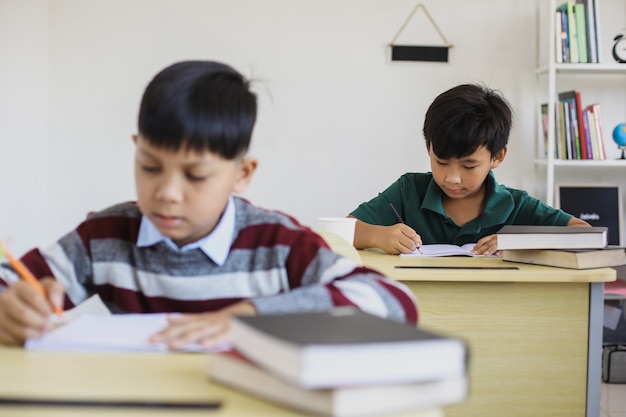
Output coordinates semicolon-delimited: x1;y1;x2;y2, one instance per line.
209;307;468;417
498;225;626;269
542;90;607;161
555;0;601;64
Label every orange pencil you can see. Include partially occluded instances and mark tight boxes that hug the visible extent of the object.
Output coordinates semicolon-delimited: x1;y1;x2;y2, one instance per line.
0;244;64;316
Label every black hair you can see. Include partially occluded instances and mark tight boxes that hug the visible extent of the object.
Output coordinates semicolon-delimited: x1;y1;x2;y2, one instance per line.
138;60;257;159
423;84;513;159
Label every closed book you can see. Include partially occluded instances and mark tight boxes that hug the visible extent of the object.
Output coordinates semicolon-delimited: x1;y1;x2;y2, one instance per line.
573;3;588;63
558;7;570;62
558;90;582;159
583;0;598;62
541;103;550;157
585;108;600;159
581;107;594;159
555;11;564;63
502;247;626;269
588;103;606;159
230;308;467;389
557;1;578;62
209;349;464;417
496;225;608;250
574;90;588;159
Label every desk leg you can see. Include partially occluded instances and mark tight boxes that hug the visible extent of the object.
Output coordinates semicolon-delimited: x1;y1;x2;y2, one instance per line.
587;282;604;417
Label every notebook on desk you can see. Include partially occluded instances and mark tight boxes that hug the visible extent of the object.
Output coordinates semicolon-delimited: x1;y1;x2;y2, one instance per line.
26;295;230;353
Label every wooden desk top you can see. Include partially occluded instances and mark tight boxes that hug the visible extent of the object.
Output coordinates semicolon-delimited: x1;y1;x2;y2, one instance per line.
359;249;616;283
0;347;443;417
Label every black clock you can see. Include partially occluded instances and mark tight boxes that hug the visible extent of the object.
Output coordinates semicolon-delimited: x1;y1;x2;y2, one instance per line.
613;34;626;63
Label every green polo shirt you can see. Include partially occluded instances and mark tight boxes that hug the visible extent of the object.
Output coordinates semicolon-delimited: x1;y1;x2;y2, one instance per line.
350;171;572;246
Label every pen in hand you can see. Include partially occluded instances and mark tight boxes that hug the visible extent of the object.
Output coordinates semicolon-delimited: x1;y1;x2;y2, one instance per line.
388;203;423;254
0;243;64;317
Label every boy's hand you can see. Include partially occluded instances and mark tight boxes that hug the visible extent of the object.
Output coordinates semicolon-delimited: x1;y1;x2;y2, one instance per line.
352;219;422;255
0;278;65;346
380;224;422;255
472;234;501;256
149;301;256;350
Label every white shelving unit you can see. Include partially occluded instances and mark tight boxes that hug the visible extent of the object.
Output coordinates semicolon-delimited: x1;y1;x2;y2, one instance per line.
535;0;626;206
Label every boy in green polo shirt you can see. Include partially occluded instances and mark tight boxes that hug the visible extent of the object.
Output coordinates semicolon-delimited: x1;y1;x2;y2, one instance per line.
349;84;589;256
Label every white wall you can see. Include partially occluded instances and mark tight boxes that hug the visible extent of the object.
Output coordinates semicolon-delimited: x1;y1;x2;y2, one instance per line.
1;0;625;256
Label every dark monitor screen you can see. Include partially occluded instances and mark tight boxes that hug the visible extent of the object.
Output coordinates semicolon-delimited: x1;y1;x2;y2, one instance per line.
557;185;622;246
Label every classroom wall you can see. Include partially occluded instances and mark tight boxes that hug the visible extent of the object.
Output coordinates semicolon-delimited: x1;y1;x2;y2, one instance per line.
1;0;625;256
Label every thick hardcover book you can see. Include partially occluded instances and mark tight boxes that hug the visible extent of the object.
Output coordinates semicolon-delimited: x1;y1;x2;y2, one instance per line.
229;308;467;389
496;225;608;250
210;349;464;417
502;247;626;269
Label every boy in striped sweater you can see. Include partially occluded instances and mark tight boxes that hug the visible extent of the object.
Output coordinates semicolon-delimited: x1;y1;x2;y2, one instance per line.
0;60;417;348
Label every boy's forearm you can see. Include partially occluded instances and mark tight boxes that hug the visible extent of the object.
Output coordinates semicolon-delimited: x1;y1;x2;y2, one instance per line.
352;219;382;250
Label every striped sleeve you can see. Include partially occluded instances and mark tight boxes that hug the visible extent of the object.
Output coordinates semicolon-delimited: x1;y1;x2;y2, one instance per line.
248;226;418;324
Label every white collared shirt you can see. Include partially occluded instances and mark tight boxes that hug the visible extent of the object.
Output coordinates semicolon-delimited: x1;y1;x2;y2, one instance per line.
136;196;236;265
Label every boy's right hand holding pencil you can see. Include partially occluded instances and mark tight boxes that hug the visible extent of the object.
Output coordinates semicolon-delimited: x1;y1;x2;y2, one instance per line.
351;217;423;255
0;245;65;346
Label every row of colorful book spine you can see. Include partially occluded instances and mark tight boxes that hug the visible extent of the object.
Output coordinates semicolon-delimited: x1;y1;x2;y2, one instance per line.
555;0;601;63
541;91;607;160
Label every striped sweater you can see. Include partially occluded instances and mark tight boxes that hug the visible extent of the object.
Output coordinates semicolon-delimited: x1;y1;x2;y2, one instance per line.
0;198;418;324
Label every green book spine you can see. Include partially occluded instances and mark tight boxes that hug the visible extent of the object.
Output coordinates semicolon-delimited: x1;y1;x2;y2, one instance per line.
573;3;588;63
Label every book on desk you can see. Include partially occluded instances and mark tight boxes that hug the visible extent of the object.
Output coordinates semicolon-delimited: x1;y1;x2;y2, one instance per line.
228;307;467;385
496;225;608;250
215;307;467;416
210;349;466;417
502;246;626;269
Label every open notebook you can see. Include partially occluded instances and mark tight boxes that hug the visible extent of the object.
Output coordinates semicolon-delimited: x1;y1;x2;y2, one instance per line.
400;243;479;257
26;295;230;353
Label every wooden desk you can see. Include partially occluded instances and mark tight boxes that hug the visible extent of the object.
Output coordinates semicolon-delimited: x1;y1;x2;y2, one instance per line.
0;347;443;417
359;250;615;417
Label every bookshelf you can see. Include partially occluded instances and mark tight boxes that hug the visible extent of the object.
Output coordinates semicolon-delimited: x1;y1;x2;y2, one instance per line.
535;0;626;206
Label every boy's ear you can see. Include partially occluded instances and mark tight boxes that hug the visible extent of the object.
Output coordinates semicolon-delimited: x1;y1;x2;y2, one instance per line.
233;156;258;193
490;147;507;168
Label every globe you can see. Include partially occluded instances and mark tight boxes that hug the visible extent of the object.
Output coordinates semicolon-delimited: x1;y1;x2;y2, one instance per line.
613;123;626;147
613;123;626;159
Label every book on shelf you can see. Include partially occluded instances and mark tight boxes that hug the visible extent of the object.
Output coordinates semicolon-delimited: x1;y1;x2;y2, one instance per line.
496;225;608;250
209;349;466;417
557;100;568;159
574;90;589;158
583;0;598;63
581;107;594;159
573;2;589;63
541;103;551;158
559;100;573;159
555;11;564;63
592;0;602;62
502;247;626;269
400;243;482;257
587;103;607;159
556;8;569;62
558;90;585;159
229;307;468;389
557;2;578;62
554;0;600;63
